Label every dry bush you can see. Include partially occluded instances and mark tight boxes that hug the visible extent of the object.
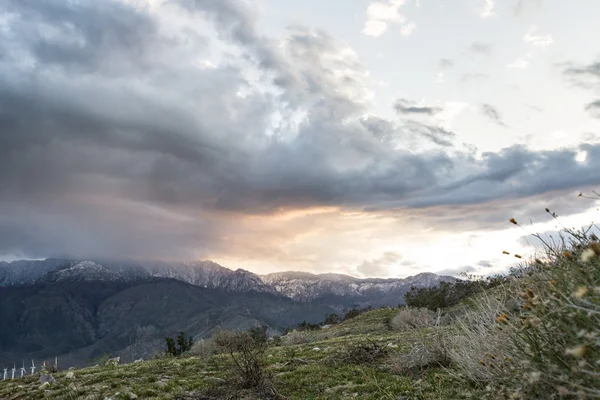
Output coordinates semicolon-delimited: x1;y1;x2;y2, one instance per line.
283;330;311;345
390;307;436;331
341;340;388;365
443;291;517;384
499;222;600;399
190;338;219;359
434;212;600;399
212;329;278;398
311;330;334;342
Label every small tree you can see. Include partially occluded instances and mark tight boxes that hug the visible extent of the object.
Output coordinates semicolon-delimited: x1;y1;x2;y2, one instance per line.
165;331;194;356
343;308;361;321
323;313;342;325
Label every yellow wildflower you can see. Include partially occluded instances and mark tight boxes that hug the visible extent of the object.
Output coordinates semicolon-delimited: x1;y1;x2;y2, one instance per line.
565;345;586;358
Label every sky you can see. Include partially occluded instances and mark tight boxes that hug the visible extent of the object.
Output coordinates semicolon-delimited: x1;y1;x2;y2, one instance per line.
1;0;600;278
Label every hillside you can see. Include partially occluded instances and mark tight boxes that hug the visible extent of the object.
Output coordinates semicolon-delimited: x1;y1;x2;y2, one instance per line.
0;308;475;400
0;278;335;368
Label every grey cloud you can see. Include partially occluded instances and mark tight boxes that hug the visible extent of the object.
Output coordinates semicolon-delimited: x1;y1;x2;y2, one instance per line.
480;104;508;127
514;0;542;16
517;223;600;250
460;73;489;83
563;60;600;87
1;0;600;260
469;42;493;55
356;252;405;277
402;121;456;147
585;100;600;118
563;60;600;116
526;104;544;113
394;99;443;115
436;265;477;277
438;58;453;69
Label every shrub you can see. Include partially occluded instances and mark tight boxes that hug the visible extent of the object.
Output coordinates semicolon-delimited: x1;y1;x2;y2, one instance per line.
390;307;436;331
430;204;600;399
284;330;311;345
343;305;373;321
190;338;219;359
404;276;506;311
388;333;450;374
341;340;388;365
296;320;321;331
323;313;342;325
165;332;194;357
498;219;600;398
212;327;276;396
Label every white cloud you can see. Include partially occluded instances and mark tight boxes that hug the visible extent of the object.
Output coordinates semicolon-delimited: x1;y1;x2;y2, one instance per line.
363;0;411;37
523;25;553;47
363;20;389;37
400;22;416;36
507;57;529;69
479;0;495;18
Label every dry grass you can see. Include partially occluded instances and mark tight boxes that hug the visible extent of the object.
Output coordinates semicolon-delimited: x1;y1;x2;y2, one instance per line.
390;307;436;331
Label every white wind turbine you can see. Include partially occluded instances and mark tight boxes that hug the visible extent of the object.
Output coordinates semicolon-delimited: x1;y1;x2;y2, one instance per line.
31;359;36;375
2;367;6;380
20;361;25;378
11;364;15;379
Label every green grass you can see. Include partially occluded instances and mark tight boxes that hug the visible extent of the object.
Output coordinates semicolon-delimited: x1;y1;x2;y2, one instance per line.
0;308;485;400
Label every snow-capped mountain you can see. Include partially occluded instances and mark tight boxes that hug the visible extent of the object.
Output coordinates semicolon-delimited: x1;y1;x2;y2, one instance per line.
0;258;453;308
38;261;124;283
260;271;455;304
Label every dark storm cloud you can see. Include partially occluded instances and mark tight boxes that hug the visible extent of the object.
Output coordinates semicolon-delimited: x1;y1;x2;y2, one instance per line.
480;104;508;127
394;99;443;115
1;0;600;259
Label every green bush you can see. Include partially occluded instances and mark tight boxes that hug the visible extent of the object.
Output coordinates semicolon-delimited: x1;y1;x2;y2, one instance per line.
165;331;193;357
404;276;506;310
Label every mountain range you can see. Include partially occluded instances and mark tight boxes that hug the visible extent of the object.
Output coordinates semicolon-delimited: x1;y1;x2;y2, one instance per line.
0;258;453;367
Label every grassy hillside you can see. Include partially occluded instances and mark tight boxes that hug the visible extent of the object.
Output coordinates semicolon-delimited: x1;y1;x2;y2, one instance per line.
0;308;482;400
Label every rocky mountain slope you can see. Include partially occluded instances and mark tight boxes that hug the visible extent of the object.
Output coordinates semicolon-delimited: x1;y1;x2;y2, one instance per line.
1;259;453;307
0;277;334;368
0;258;453;367
260;271;455;308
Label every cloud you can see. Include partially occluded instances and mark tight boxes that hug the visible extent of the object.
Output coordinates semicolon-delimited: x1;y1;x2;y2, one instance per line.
401;121;457;147
514;0;542;16
400;22;416;37
523;25;553;48
438;59;453;69
460;73;489;83
394;99;443;115
1;0;600;263
507;57;529;69
363;20;389;37
356;252;404;277
585;100;600;118
563;60;600;116
480;104;508;127
469;42;493;55
563;60;600;85
525;104;544;113
362;0;414;38
479;0;495;18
